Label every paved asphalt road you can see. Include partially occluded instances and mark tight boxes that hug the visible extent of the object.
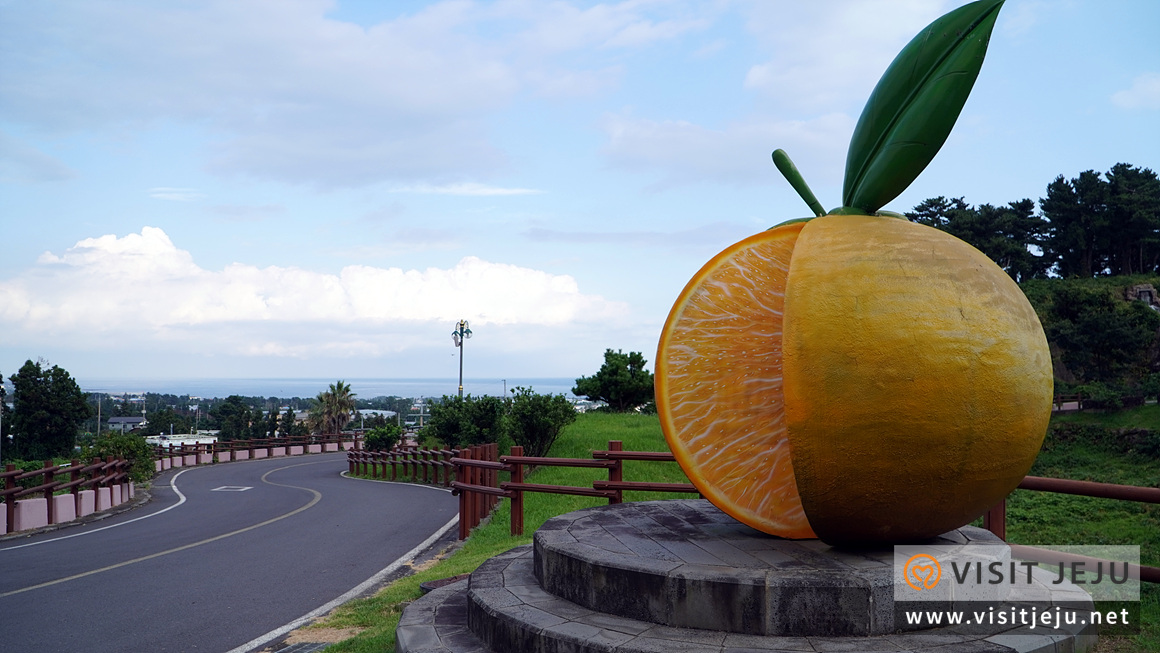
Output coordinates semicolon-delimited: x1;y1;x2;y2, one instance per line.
0;452;458;653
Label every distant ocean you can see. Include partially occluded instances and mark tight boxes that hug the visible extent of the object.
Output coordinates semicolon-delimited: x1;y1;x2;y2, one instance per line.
76;377;578;400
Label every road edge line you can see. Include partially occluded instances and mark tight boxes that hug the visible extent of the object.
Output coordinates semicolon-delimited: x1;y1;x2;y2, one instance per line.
225;513;461;653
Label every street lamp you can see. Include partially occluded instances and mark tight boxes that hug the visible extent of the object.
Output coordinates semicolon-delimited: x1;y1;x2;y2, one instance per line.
452;319;472;398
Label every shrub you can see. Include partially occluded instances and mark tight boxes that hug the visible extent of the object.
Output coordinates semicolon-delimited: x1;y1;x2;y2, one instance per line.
81;432;156;482
364;424;403;452
506;387;577;458
425;395;507;449
1075;381;1125;410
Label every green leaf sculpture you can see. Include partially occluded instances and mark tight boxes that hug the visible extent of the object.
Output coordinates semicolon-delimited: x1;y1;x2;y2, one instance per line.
840;0;1004;215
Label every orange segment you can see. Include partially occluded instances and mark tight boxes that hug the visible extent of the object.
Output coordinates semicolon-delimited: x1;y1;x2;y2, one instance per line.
656;222;815;539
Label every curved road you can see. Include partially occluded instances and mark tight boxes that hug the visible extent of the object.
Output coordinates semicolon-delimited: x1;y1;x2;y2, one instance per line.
0;452;458;653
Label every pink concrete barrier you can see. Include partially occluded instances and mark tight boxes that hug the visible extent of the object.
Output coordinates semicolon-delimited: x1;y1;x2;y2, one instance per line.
272;447;286;457
290;445;304;455
172;456;183;468
1;511;5;534
128;482;135;499
342;441;355;451
253;450;268;459
161;458;171;470
14;498;48;531
198;454;212;464
112;485;122;506
324;443;338;452
78;490;95;517
96;487;112;511
155;460;163;473
307;444;322;454
235;450;250;460
183;454;196;466
52;495;77;524
218;451;232;462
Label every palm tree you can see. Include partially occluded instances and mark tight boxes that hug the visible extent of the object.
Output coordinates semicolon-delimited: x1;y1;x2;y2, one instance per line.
314;380;356;434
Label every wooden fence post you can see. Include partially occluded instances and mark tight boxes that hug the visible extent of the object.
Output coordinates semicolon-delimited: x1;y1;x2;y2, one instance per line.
458;447;473;540
510;445;524;536
489;443;499;512
608;440;624;504
4;463;15;534
43;460;56;525
983;498;1007;541
70;459;81;511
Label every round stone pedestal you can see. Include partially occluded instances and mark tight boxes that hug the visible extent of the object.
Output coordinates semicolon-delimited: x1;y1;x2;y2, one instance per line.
397;500;1098;653
534;499;1001;636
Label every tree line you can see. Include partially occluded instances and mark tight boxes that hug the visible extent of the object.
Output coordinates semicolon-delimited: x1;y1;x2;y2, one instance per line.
910;162;1160;405
907;163;1159;281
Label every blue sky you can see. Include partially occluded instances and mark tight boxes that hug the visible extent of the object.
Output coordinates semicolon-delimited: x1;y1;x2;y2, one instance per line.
1;0;1158;383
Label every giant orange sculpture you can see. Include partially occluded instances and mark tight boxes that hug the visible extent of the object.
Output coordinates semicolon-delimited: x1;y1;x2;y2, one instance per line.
655;0;1052;546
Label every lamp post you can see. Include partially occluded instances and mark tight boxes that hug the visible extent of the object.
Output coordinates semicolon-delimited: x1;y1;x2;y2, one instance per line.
452;320;472;398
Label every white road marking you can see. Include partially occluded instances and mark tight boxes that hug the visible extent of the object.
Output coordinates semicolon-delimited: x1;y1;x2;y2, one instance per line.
0;468;190;552
0;463;322;597
224;513;460;653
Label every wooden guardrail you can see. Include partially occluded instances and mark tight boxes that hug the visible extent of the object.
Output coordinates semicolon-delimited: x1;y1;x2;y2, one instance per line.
983;475;1160;584
1;457;130;534
153;433;359;467
450;440;698;539
347;446;459;486
1053;392;1083;411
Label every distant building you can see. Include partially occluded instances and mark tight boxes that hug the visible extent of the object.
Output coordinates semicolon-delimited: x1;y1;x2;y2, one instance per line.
108;416;147;432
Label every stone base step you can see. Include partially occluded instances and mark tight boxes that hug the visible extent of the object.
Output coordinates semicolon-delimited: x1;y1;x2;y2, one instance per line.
396;578;490;653
398;545;1097;653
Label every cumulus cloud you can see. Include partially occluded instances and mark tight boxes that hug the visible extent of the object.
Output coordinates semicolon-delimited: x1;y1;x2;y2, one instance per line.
0;0;713;188
0;227;626;357
1112;73;1160;111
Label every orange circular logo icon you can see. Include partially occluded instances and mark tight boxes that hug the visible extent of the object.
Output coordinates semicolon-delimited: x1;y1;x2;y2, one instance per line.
904;553;942;591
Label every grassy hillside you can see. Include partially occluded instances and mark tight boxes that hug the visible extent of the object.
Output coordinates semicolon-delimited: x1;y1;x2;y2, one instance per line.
316;410;1158;652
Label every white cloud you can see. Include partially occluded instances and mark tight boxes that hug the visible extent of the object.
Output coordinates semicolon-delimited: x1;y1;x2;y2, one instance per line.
389;182;545;196
740;0;949;112
149;187;205;202
1112;73;1160;111
498;0;710;53
600;112;853;189
0;0;712;188
0;131;76;183
0;227;627;357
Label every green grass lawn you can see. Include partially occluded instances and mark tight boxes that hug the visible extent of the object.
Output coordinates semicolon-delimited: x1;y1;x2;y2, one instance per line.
313;410;1159;652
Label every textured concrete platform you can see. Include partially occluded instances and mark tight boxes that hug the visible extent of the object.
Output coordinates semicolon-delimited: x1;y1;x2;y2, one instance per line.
534;500;1008;636
396;501;1098;653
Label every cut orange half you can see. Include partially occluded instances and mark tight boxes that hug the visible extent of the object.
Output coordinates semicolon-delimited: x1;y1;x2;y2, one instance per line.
656;221;815;539
657;215;1052;545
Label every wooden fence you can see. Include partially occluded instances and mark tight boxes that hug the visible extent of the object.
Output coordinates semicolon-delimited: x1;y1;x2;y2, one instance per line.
1;457;130;534
450;440;697;538
984;475;1160;584
153;433;358;469
347;446;458;486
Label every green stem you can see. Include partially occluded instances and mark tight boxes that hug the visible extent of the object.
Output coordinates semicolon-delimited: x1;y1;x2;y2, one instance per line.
772;149;826;218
